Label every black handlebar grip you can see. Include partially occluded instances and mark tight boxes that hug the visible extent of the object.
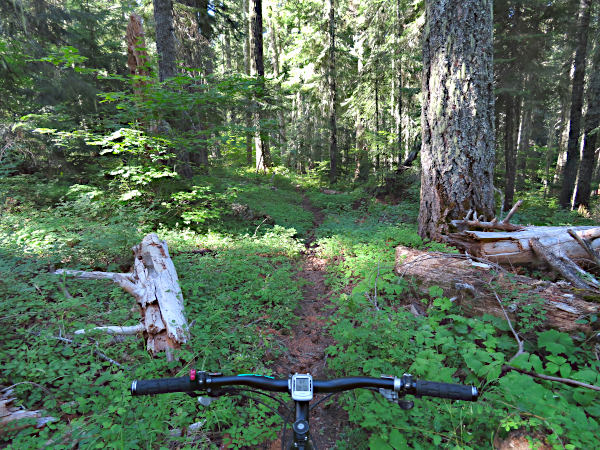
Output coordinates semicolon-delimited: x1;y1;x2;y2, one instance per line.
131;377;192;396
414;380;478;401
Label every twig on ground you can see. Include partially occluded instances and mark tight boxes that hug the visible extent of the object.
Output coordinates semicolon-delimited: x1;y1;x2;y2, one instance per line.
57;282;73;299
27;330;129;370
491;289;524;363
253;217;269;238
502;365;600;391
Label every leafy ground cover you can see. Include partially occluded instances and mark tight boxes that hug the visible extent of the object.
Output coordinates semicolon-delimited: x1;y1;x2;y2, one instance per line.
1;168;600;449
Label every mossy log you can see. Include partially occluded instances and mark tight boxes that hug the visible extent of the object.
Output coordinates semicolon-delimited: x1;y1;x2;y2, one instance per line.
395;246;598;332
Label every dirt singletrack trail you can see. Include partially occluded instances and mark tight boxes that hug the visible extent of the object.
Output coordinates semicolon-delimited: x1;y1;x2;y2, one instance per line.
263;192;350;450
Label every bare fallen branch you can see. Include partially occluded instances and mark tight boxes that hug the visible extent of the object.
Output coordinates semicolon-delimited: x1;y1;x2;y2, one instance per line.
530;238;596;290
502;365;600;392
491;290;525;363
53;270;135;282
74;324;145;336
568;228;600;268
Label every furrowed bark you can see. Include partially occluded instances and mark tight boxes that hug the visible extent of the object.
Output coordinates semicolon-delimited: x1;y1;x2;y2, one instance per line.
419;0;496;240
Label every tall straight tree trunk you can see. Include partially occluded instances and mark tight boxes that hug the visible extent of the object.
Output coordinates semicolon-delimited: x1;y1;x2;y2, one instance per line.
249;0;272;172
268;8;286;154
328;0;337;184
574;37;600;207
560;0;593;208
515;105;532;192
244;0;253;166
375;74;380;170
153;0;193;178
396;0;403;166
554;93;571;183
153;0;176;82
504;95;517;210
544;114;557;196
419;0;495;240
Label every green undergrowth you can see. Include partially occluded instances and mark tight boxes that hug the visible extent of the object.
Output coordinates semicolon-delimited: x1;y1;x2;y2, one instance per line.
0;224;304;449
309;196;600;449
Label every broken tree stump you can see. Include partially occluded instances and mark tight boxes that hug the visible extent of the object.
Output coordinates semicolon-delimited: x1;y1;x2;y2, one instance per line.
54;233;189;360
395;246;599;332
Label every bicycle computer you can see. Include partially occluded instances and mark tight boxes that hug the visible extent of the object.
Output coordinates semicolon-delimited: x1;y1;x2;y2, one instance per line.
290;373;313;401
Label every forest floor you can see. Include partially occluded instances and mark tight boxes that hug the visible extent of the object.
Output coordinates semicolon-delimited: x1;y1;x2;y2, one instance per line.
3;169;600;450
259;192;348;450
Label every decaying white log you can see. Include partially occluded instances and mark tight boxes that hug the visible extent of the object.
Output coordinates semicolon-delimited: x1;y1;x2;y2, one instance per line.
447;226;600;267
395;246;599;332
0;388;54;437
54;233;189;360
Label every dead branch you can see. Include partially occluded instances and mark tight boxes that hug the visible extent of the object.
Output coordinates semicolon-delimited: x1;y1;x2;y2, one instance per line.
0;388;55;437
491;289;524;363
567;228;600;268
74;324;145;336
502;365;600;392
53;270;135;282
530;238;595;290
451;200;525;232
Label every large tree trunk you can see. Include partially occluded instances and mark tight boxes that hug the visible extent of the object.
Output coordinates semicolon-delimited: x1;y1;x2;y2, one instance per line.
396;0;403;167
328;0;337;184
419;0;496;240
249;0;272;171
244;0;253;166
395;246;598;332
153;0;176;82
559;0;593;209
574;37;600;208
55;234;189;361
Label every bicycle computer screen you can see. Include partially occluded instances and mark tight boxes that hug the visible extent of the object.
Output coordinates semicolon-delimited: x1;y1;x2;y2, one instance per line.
296;378;309;391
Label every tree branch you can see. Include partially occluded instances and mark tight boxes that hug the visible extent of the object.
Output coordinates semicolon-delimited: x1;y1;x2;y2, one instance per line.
567;228;600;268
502;365;600;392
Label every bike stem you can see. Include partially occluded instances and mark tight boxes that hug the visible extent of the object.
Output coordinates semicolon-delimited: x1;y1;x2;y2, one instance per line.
292;401;310;449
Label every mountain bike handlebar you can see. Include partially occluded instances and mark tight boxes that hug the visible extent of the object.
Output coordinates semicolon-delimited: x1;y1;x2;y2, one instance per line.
130;370;478;402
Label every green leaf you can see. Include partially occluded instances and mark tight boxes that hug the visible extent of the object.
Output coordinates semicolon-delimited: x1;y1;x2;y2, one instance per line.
530;354;545;373
573;388;595;406
559;364;572;379
388;429;409;450
369;435;394;450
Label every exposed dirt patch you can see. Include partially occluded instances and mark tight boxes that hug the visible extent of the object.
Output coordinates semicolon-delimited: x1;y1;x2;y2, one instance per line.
259;193;349;450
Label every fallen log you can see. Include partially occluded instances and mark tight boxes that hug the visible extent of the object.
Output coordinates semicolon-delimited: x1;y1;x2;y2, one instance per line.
54;233;189;360
446;226;600;267
395;246;599;332
0;387;54;437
